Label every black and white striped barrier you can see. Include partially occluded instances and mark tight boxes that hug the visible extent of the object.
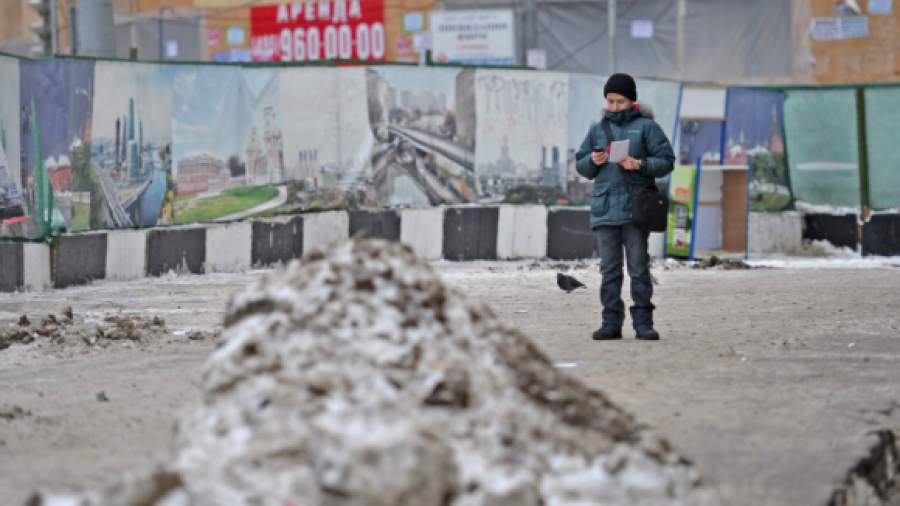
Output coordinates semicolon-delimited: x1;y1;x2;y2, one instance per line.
754;211;900;256
3;206;863;292
0;242;52;291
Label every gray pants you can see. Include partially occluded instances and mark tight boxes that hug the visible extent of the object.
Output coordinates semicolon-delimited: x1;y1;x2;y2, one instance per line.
595;224;655;329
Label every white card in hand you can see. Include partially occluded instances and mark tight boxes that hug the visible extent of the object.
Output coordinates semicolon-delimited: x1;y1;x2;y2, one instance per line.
608;140;630;163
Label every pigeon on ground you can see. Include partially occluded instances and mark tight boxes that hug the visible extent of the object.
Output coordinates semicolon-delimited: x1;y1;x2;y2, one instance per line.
557;272;586;293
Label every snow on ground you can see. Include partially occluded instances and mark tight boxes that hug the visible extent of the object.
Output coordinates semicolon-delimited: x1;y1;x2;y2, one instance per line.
2;245;900;505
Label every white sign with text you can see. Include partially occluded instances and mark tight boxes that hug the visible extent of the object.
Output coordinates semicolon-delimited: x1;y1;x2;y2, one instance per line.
430;10;515;65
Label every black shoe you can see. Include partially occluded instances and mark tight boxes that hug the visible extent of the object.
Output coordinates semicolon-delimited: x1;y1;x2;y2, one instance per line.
635;327;660;340
592;325;622;340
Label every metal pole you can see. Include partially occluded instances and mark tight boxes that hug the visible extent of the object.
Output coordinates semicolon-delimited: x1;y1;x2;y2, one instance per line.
531;0;537;55
855;87;871;233
607;0;616;74
50;0;59;55
130;0;138;59
67;0;76;55
676;0;686;79
517;0;524;65
522;0;535;66
159;7;164;60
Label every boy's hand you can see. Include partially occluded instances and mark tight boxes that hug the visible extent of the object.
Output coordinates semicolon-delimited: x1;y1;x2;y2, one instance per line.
591;151;609;165
620;156;641;171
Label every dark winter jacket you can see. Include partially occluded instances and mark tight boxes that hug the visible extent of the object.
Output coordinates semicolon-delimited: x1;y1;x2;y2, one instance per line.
575;105;675;228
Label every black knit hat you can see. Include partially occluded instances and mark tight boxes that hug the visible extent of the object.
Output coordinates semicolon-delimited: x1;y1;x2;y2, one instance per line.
604;73;637;102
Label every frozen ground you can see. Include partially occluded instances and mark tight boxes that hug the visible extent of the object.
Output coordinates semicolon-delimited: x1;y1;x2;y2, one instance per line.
1;256;900;505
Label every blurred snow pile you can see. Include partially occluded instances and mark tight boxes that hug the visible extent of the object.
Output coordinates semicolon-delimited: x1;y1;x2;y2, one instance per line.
30;239;711;506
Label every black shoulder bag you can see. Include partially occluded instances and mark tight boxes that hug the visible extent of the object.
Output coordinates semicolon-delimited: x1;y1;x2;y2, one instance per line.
601;119;668;232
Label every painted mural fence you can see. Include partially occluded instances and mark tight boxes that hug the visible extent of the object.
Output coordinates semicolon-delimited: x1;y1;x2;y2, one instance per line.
0;53;686;239
724;88;792;213
6;53;899;242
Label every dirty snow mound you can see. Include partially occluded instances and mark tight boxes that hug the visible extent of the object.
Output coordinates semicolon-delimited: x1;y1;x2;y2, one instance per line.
32;239;710;506
0;308;168;351
0;308;220;364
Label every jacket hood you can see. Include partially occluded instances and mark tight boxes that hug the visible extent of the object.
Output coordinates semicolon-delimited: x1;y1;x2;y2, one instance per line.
635;103;655;119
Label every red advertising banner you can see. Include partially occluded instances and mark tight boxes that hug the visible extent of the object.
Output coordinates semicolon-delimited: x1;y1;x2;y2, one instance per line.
250;0;386;62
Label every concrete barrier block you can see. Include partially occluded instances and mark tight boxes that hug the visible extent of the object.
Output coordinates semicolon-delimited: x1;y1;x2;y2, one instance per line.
52;232;107;289
862;214;900;257
749;211;803;255
251;216;304;267
206;222;252;273
302;211;349;255
22;242;51;291
443;207;499;261
146;227;206;276
350;210;401;241
649;232;665;258
547;209;595;260
0;242;24;292
106;229;148;281
803;214;858;251
496;205;548;259
400;208;444;260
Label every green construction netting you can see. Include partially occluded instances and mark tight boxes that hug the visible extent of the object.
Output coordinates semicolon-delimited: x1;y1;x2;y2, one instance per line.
864;87;900;210
784;89;860;209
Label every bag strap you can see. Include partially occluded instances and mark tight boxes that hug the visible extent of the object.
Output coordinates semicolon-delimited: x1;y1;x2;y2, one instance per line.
601;118;615;145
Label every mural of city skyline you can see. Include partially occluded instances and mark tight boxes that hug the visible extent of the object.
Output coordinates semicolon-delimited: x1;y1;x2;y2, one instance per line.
0;55;21;213
90;62;174;229
0;126;16;209
172;67;285;194
19;58;95;235
725;88;791;211
2;58;694;237
366;66;477;207
278;67;374;206
169;66;292;223
476;69;568;203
